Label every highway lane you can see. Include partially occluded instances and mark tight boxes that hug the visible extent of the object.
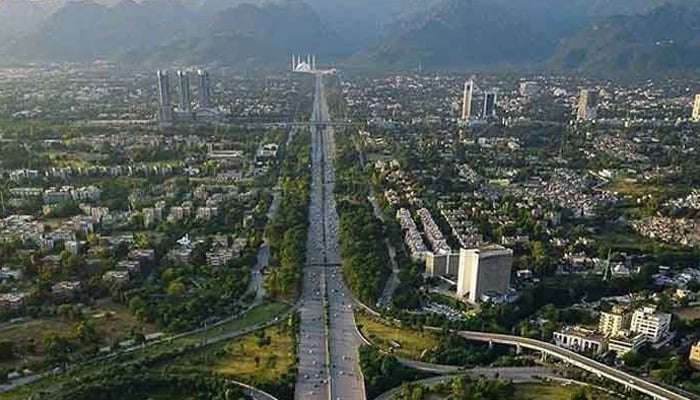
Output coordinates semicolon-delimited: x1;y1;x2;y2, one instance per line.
295;75;330;400
295;73;365;400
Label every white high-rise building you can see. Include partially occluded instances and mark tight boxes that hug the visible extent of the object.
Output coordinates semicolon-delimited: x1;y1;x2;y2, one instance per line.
630;306;672;343
461;79;474;120
692;94;700;122
456;246;513;303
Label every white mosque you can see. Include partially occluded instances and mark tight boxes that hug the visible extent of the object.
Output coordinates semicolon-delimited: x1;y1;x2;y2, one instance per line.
291;54;316;73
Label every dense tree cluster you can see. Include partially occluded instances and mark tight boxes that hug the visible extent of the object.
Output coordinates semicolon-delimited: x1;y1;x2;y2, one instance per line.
359;345;428;398
264;130;310;300
338;201;391;305
395;375;515;400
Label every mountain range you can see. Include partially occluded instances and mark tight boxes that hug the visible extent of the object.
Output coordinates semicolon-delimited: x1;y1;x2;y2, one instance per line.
0;0;699;73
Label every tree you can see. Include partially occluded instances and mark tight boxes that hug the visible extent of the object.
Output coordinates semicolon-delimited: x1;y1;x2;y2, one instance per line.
570;387;588;400
0;340;15;361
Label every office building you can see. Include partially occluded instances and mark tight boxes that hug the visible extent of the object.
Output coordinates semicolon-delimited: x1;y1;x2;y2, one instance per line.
519;81;539;97
482;91;497;118
576;89;598;121
598;305;631;337
456;246;513;303
197;69;211;109
689;341;700;370
177;70;191;113
692;94;700;122
157;70;173;127
630;306;672;343
461;79;474;120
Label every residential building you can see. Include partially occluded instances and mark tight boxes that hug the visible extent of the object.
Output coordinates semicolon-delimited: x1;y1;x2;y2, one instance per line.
630;306;672;343
0;292;29;312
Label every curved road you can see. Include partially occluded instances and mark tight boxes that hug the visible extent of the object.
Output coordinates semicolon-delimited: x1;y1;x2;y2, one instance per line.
455;331;690;400
374;367;553;400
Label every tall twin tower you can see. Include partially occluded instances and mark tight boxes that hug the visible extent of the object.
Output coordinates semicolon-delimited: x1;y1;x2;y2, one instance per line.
461;78;497;121
157;69;212;127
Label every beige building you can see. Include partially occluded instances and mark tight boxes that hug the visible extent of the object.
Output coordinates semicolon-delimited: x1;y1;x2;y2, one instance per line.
693;94;700;122
576;89;598;121
599;305;631;337
689;341;700;370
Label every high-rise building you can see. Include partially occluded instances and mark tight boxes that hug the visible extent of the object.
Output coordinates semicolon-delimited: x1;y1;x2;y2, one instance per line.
692;94;700;122
598;305;631;337
157;70;173;127
629;306;672;343
461;79;474;120
576;89;598;121
457;246;513;303
197;69;211;109
482;91;497;118
177;70;191;113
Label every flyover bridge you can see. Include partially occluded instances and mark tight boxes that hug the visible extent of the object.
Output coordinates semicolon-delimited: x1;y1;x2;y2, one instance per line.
453;330;690;400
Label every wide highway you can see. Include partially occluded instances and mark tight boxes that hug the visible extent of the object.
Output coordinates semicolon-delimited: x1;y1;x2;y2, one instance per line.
295;73;365;400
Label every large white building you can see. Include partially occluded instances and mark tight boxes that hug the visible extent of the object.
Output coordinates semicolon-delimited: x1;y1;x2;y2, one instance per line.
630;306;672;343
456;246;513;303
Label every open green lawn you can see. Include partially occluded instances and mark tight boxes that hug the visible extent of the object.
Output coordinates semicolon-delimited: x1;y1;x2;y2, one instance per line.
179;302;291;345
167;323;295;383
515;383;619;400
355;312;438;360
605;180;666;197
0;302;291;400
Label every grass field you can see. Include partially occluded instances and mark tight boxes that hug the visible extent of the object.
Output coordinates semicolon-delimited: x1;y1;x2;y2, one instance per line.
0;302;156;369
0;302;291;400
355;312;438;360
605;180;665;197
515;383;619;400
179;302;291;345
170;323;295;383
